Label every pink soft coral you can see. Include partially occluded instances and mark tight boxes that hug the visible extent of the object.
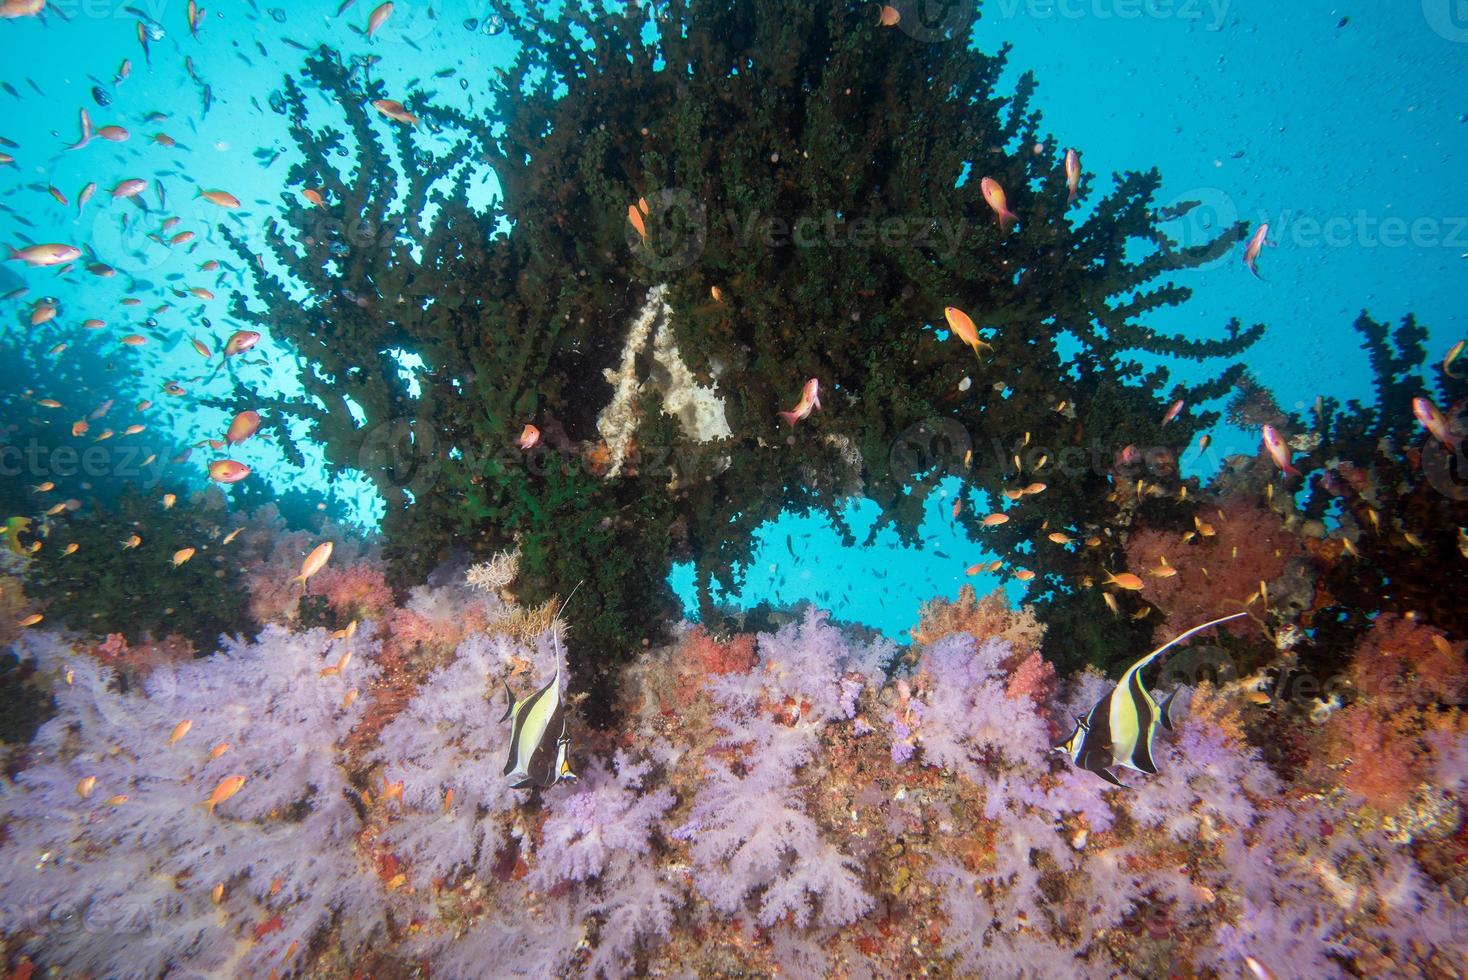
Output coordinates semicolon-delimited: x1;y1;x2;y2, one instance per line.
1125;500;1302;638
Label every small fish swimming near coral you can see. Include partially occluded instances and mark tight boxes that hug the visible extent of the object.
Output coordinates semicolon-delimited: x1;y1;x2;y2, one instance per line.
943;306;992;361
979;177;1018;234
292;541;334;587
1055;612;1247;787
1261;424;1301;478
1065;148;1081;204
779;377;821;428
1412;396;1461;451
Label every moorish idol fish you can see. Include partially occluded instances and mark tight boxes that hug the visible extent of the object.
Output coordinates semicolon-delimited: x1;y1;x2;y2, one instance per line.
499;665;574;790
1055;612;1247;787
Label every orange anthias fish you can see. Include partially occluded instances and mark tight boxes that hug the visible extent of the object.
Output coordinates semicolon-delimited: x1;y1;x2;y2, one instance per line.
7;243;81;267
877;5;900;26
1104;571;1145;591
1161;399;1185;426
198;189;241;209
980;177;1018;234
226;410;262;445
223;330;261;357
203;774;246;814
1243;223;1269;279
293;541;334;587
208;460;252;484
1413;397;1461;451
367;1;393;37
1261;424;1301;478
943;306;992;361
779;378;822;428
171;547;196;568
1065;149;1081;204
517;423;540;450
626;204;647;241
372;99;419;125
168;719;193;745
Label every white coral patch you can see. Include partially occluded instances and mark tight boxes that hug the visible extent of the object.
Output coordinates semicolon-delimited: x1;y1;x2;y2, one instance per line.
596;284;731;479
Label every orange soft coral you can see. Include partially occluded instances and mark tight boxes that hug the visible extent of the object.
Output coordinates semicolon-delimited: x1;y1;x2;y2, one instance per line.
1351;614;1467;711
1329;704;1426;811
684;626;757;677
1125;500;1302;639
313;560;395;623
911;585;1044;658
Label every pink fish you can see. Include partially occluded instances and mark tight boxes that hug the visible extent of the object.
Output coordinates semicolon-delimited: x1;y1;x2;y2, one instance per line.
367;1;393;36
1064;149;1080;205
208;460;251;484
1261;425;1301;478
8;243;81;267
223;330;261;357
66;108;93;151
1413;397;1461;451
0;0;47;19
517;423;540;450
1161;399;1185;426
111;179;147;199
225;410;261;445
980;177;1018;235
1243;224;1269;279
779;378;822;428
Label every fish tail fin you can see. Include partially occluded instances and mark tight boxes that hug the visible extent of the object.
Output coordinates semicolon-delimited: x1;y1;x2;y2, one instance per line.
778;411;800;428
1001;210;1017;234
498;680;515;723
1067;189;1078;206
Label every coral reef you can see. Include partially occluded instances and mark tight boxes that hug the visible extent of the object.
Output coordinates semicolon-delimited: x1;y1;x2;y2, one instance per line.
213;0;1261;697
4;552;1464;978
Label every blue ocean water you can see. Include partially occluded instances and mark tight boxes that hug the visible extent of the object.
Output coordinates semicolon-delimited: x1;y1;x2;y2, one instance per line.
2;1;1464;639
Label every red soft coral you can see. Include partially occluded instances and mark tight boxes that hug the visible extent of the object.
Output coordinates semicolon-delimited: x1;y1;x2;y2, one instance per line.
1329;704;1426;811
1125;500;1302;639
1351;615;1467;710
313;560;395;623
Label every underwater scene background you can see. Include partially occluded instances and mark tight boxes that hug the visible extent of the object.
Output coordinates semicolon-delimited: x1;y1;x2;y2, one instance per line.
1;0;1467;977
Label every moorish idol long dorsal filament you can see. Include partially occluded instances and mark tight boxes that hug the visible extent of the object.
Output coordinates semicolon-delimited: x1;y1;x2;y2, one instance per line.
1055;612;1247;787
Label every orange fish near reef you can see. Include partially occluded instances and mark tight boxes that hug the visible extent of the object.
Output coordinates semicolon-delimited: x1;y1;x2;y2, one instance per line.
1413;397;1461;451
372;99;419;125
203;774;246;814
171;548;196;568
943;306;992;360
226;410;261;445
198;188;241;209
517;424;540;450
1104;571;1145;591
208;460;251;484
779;378;822;428
877;5;899;26
1243;223;1269;279
168;719;192;745
223;330;260;357
1065;149;1081;204
627;204;647;241
1261;424;1301;478
980;177;1018;234
292;541;334;587
8;243;81;267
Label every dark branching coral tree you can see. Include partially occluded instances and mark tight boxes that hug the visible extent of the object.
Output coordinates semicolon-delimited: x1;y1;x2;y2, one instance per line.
215;0;1260;703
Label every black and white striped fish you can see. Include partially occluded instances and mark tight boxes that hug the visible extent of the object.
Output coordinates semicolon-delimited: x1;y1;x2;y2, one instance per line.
1056;612;1246;787
500;664;574;790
